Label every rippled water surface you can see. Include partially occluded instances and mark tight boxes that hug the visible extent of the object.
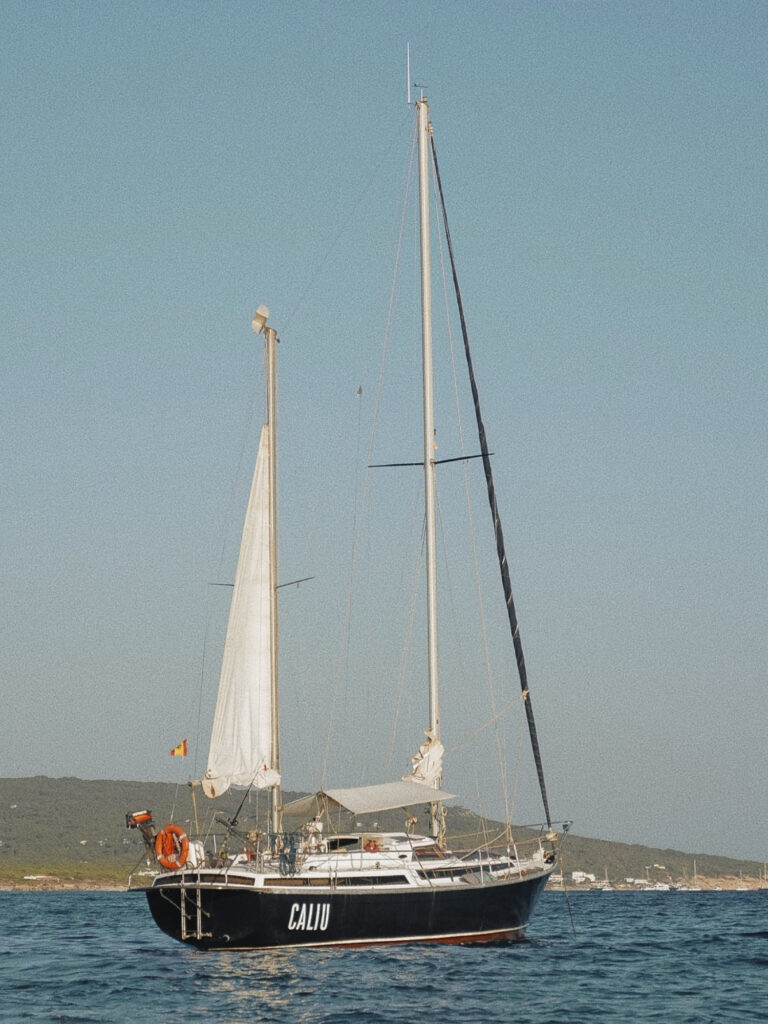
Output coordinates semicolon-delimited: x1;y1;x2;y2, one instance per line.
2;891;766;1022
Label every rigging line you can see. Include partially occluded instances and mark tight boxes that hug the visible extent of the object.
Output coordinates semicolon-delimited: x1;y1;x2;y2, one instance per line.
229;779;256;827
430;130;553;829
321;122;418;788
432;158;512;826
169;781;183;825
197;347;264;781
433;453;489;465
281;109;412;333
277;576;315;589
558;855;578;935
507;687;528;827
434;495;472;725
193;628;210;782
472;779;491;850
368;453;489;467
385;496;425;777
207;580;316;588
445;691;527;754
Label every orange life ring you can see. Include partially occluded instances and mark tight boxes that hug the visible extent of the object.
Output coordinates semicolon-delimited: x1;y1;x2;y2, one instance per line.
155;823;189;870
364;841;379;853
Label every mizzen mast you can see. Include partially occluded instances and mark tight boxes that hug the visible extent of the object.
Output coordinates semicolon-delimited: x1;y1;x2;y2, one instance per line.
252;305;282;836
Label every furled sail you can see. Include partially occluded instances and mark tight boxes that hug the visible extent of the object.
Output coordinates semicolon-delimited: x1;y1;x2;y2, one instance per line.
202;425;280;798
404;729;444;787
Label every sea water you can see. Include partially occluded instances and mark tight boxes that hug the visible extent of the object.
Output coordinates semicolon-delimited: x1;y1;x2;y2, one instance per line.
1;890;766;1023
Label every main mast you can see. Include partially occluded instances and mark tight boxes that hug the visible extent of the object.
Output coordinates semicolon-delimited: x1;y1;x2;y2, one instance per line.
416;96;441;838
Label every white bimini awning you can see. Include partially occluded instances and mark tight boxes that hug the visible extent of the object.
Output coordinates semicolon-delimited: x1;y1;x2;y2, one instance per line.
282;779;454;818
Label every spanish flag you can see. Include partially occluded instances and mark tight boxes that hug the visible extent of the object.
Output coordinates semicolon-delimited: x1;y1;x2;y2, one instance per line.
170;739;188;757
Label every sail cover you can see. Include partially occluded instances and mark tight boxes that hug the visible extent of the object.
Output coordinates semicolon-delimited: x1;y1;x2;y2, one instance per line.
202;425;280;798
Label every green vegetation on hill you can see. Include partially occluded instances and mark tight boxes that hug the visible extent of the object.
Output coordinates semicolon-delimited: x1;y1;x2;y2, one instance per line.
0;776;762;888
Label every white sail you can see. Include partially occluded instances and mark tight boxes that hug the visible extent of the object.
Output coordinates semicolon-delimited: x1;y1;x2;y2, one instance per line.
404;729;444;787
202;424;280;798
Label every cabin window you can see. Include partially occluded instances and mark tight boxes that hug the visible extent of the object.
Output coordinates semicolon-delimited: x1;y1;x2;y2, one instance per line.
417;867;468;880
335;875;410;887
264;877;331;886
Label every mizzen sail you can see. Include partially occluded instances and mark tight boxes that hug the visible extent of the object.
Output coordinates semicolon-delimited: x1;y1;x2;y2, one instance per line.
202;424;280;797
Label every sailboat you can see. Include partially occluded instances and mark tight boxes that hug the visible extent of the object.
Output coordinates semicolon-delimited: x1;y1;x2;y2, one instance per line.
128;96;565;948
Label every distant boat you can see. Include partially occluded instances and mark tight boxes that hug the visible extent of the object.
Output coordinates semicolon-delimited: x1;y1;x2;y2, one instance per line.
128;96;565;949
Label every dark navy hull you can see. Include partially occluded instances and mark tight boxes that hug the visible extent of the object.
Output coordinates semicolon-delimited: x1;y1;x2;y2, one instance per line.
142;872;550;949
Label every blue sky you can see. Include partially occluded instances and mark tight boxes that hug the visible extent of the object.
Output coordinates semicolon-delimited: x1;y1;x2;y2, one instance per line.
2;1;766;862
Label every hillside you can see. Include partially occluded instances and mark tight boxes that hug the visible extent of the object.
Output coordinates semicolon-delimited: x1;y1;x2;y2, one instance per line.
0;776;762;889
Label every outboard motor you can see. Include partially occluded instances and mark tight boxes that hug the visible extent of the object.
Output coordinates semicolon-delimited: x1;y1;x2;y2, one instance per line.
126;810;156;855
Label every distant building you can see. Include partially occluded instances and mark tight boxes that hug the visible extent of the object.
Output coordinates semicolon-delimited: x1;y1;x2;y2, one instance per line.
572;870;596;884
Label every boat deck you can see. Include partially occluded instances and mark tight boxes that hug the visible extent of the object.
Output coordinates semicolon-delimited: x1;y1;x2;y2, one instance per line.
132;830;554;895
